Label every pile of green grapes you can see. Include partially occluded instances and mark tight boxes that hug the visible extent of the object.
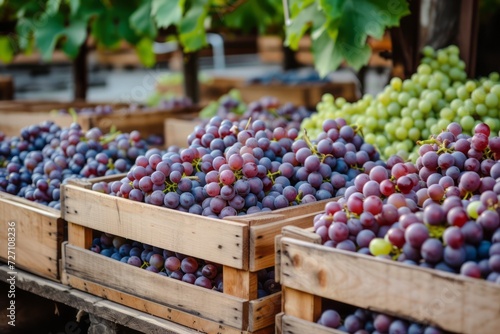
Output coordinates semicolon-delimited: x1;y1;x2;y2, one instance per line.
301;45;500;162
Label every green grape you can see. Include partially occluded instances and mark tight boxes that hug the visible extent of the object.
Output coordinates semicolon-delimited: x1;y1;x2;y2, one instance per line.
414;119;425;130
467;201;482;219
445;87;457;101
408;128;421;141
411;109;423;120
456;106;468;118
418;100;432;113
437;119;450;131
471;89;486;104
457;86;469;100
369;238;393;256
488;109;497;117
364;133;376;145
422;45;435;57
485;93;498;108
401;117;413;129
475;104;488;117
395;127;408;140
460;115;475;132
401;107;412;118
387;102;401;116
440;107;454;120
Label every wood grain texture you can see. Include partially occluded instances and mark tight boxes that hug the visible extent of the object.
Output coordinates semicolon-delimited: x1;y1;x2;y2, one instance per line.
90;107;200;136
0;264;203;334
0;194;63;281
249;213;320;272
282;287;321;322
64;244;248;329
62;184;248;269
248;293;281;332
164;118;198;148
275;226;321;283
223;266;258;300
280;237;500;334
280;314;344;334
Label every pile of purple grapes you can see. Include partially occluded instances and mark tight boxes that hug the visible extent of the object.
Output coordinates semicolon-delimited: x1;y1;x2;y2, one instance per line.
317;307;443;333
93;116;382;218
313;121;500;283
91;231;279;295
0;121;149;209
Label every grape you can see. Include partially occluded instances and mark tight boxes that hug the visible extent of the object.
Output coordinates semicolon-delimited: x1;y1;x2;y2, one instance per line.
420;238;444;264
405;224;429;249
317;309;341;328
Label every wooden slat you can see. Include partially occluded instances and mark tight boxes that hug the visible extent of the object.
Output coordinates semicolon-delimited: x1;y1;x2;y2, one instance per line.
248;292;281;332
275;226;321;283
223;266;258;300
64;244;248;330
0;196;62;281
0;264;202;334
62;184;248;269
90;107;200;136
249;213;319;271
282;287;321;322
67;222;93;249
280;237;500;334
164;118;198;148
280;314;344;334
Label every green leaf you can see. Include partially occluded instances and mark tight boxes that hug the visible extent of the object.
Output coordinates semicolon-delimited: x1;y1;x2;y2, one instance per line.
0;36;14;63
34;13;65;60
92;11;121;47
216;0;282;34
178;0;210;52
152;0;183;28
285;4;316;49
286;0;409;75
130;0;157;39
46;0;62;16
135;37;155;67
61;18;87;58
69;0;81;16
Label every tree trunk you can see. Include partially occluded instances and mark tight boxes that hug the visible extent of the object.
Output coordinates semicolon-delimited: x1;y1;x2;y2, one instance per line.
282;46;301;71
182;51;200;104
73;41;88;101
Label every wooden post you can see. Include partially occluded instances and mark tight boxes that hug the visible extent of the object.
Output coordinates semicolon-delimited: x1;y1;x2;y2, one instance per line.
73;41;88;101
282;46;301;71
457;0;479;78
182;50;200;104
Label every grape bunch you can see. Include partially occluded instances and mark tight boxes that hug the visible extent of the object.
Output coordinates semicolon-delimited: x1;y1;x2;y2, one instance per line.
91;231;278;296
94;116;382;218
317;307;443;333
0;121;149;208
199;90;311;131
55;104;114;115
314;121;500;283
301;44;500;161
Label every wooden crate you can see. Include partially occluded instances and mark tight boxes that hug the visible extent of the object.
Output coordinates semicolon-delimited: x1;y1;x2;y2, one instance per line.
0;100;200;139
89;106;200;137
156;76;245;104
238;82;358;109
61;178;335;333
163;117;200;148
0;101;96;136
0;191;64;281
276;226;500;334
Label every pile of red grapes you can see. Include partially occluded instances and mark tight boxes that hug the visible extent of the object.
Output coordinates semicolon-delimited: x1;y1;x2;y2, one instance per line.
91;231;279;295
93;116;382;218
0;121;150;209
314;121;500;283
317;307;443;333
